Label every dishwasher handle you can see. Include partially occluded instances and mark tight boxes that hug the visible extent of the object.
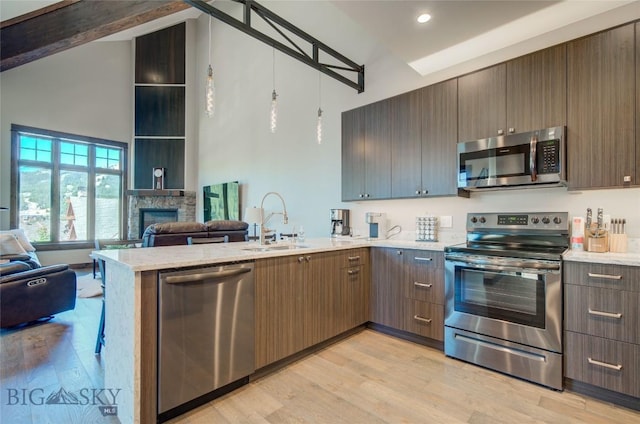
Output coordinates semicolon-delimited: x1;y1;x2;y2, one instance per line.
164;267;251;284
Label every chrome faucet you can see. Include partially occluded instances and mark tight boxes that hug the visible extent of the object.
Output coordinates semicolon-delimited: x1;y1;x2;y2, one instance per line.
259;191;288;245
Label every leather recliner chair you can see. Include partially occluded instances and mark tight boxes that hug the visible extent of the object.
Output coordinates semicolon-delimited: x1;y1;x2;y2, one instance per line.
0;260;77;328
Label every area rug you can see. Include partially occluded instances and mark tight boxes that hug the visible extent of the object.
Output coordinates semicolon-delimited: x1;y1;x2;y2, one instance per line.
75;272;103;298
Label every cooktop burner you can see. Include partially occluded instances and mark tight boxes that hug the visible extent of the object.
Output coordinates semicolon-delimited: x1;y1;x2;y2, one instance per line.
446;212;569;261
445;242;567;261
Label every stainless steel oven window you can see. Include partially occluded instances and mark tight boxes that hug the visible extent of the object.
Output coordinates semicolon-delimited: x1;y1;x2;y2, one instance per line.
454;267;545;328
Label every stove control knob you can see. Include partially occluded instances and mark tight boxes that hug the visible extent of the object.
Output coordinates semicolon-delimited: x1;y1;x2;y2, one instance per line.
553;216;562;225
531;217;540;224
479;217;486;224
542;216;550;224
470;217;478;223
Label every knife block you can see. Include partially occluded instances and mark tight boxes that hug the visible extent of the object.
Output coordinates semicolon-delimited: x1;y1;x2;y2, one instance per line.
585;228;609;253
609;234;628;253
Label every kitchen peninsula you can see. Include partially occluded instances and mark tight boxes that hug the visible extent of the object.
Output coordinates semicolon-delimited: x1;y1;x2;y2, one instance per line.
94;237;640;423
93;238;451;423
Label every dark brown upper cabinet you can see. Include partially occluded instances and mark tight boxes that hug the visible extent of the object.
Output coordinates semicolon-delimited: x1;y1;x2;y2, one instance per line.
363;100;392;200
420;79;459;197
390;90;422;198
457;63;506;142
135;22;185;84
567;23;636;190
390;80;458;198
458;44;567;142
506;44;566;134
341;108;366;201
342;101;392;201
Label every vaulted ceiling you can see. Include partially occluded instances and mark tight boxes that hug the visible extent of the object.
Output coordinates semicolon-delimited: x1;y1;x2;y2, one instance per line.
2;0;639;76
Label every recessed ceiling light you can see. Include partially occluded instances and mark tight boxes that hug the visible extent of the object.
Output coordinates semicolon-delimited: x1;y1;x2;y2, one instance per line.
417;13;431;24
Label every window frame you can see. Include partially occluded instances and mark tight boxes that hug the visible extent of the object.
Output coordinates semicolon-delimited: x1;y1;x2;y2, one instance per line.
10;124;128;250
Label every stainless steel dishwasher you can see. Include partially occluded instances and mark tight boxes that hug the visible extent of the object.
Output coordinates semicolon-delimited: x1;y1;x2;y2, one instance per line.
158;262;254;420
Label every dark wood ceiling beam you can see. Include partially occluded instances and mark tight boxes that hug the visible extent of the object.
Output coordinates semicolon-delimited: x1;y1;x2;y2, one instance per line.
0;0;191;72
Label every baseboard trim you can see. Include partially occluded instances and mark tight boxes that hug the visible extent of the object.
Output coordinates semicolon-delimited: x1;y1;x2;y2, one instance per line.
564;378;640;412
251;326;366;381
367;322;444;351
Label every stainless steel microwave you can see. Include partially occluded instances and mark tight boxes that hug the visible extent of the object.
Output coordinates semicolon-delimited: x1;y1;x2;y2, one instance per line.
457;126;566;191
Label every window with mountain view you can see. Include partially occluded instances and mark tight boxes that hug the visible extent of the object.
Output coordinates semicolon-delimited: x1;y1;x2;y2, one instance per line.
11;125;128;245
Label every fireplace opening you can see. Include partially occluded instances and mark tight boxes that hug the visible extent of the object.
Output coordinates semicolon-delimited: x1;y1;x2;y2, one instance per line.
139;208;178;238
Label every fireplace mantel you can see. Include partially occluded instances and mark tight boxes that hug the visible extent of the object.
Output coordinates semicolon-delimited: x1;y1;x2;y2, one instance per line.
126;189;186;197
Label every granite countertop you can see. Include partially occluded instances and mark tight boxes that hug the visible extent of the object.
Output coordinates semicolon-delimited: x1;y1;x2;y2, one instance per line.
93;236;640;271
93;237;456;272
562;250;640;267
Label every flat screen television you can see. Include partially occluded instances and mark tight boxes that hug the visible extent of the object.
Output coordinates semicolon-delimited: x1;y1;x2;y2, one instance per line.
203;181;239;221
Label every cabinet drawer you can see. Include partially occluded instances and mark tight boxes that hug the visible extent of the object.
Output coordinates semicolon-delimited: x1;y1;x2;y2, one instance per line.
403;300;444;341
565;285;640;344
404;250;443;269
403;270;444;304
564;261;640;292
564;331;640;398
341;248;368;268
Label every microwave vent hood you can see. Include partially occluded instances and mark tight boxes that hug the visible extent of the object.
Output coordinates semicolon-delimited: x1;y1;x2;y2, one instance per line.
457;126;566;193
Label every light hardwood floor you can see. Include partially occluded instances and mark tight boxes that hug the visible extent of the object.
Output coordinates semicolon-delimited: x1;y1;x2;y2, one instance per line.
1;271;639;424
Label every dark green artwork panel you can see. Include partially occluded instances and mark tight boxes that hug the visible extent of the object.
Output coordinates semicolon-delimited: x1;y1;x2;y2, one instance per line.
203;182;239;221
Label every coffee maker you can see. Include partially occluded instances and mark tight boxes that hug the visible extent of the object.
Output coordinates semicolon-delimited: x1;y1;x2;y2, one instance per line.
330;209;350;237
366;212;387;239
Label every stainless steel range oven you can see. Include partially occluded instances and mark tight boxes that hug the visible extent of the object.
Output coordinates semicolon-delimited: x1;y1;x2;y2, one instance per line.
444;212;569;390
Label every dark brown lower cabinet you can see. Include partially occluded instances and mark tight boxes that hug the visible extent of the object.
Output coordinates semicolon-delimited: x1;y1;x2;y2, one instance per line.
371;248;444;342
255;249;370;369
563;261;640;400
254;255;305;369
564;331;640;398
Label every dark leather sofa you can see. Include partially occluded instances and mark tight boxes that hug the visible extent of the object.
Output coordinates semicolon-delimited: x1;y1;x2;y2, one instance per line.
142;220;249;247
0;254;77;328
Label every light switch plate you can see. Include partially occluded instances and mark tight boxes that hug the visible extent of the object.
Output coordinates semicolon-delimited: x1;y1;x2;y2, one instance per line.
440;216;453;228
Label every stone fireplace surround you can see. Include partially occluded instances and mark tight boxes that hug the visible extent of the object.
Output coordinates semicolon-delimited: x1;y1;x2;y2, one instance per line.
127;190;196;240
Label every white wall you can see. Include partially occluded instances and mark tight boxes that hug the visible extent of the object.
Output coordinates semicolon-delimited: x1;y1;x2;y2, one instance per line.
0;22;202;265
0;41;134;264
196;2;640;241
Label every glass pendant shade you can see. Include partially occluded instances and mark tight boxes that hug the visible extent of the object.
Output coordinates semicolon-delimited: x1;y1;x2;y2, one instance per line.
205;65;214;117
270;90;278;133
316;108;323;144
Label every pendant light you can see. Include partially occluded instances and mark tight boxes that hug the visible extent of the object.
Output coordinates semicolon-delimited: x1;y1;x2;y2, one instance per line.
205;15;215;118
270;47;278;133
316;71;323;144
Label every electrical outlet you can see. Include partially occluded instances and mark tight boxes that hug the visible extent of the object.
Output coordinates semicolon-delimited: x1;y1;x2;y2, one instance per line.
440;216;453;228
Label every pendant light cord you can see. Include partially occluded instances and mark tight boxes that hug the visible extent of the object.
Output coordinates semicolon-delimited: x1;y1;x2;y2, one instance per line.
208;15;212;65
272;47;276;90
318;70;322;109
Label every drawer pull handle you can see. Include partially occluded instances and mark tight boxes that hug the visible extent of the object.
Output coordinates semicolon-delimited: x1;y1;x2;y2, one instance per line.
414;282;433;288
347;269;360;275
587;272;622;280
588;309;622;319
413;315;432;323
414;257;433;262
587;357;622;371
347;256;360;261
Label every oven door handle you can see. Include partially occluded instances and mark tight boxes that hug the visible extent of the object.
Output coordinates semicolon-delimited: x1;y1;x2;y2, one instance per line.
445;256;560;273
